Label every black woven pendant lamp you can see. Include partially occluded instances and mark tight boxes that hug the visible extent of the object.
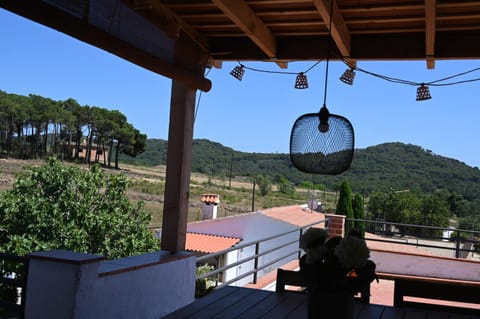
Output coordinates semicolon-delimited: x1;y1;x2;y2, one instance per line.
289;0;354;175
290;106;354;174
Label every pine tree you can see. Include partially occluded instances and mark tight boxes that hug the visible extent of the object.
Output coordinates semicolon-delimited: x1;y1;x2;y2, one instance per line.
352;193;366;236
336;179;354;231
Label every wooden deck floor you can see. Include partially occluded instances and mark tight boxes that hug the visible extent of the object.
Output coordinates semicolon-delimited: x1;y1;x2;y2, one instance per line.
163;286;480;319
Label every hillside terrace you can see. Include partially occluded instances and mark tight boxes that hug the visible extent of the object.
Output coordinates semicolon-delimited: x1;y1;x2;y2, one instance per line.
2;1;480;318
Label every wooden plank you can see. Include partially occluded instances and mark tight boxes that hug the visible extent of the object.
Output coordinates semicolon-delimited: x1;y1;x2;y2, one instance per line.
210;289;272;319
277;295;372;319
423;310;449;319
356;304;384;319
187;287;256;319
354;302;368;318
424;0;436;69
235;293;286;319
275;269;307;293
164;286;475;319
394;278;480;305
283;299;307;319
212;0;276;58
402;308;426;319
379;307;404;319
405;303;480;318
447;312;476;319
260;293;305;319
132;0;209;52
162;286;238;318
312;0;351;58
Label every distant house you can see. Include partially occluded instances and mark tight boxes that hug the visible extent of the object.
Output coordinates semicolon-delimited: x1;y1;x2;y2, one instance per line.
185;205;326;286
63;142;109;163
185;232;241;283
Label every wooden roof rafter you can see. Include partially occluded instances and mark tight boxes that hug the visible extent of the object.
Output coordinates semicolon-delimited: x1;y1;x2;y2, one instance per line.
211;0;287;68
130;0;210;53
312;0;354;66
425;0;436;69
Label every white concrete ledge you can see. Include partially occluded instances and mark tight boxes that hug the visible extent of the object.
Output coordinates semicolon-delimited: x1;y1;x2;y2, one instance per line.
25;250;196;319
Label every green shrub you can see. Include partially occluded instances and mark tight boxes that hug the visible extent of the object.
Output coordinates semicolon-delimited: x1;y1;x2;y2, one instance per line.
0;158;159;259
195;263;216;297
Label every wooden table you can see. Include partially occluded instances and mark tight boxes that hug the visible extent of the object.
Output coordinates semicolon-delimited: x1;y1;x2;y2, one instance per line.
370;250;480;308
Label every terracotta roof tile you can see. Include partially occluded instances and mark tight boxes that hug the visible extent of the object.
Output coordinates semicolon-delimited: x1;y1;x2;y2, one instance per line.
260;205;326;228
185;232;240;254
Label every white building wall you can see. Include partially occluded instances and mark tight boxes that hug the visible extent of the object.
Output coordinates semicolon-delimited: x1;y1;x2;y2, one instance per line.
223;249;239;285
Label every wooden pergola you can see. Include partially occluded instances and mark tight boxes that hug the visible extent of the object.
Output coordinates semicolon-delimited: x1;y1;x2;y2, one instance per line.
2;0;480;252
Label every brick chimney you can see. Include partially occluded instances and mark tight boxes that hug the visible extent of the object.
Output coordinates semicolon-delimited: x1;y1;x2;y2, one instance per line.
324;213;345;238
201;194;220;220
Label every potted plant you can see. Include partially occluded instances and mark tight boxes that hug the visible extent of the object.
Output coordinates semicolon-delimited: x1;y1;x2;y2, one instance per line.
299;228;377;319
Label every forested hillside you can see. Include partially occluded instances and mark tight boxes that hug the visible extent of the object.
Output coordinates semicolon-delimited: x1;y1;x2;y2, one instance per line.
3;90;478;230
4;89;476;201
121;139;480;200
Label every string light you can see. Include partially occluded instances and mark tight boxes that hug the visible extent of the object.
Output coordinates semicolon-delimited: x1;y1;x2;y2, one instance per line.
339;68;355;85
416;84;432;101
341;60;480;101
229;58;480;101
229;60;322;89
294;72;309;89
229;64;245;81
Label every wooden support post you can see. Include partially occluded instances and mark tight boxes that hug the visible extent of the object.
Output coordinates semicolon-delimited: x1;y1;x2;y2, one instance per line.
161;80;197;252
160;31;209;253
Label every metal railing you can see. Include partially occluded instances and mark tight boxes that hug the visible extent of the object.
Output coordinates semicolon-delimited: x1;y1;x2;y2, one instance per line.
195;218;480;290
196;219;327;288
352;218;480;258
0;252;29;319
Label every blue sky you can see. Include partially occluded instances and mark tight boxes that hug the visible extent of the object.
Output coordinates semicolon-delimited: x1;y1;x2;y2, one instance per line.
1;9;480;168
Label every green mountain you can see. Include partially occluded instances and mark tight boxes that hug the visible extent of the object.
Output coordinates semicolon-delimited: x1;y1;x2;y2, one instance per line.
120;139;480;200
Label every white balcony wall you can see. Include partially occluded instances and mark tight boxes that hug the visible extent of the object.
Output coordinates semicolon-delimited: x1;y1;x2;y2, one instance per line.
25;250;195;319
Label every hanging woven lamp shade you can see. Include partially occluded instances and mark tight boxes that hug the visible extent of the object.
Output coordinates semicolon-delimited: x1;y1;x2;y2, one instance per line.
416;84;431;101
290;106;354;175
295;72;309;89
289;0;354;175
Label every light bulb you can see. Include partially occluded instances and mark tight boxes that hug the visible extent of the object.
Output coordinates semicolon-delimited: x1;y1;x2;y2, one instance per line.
319;121;329;133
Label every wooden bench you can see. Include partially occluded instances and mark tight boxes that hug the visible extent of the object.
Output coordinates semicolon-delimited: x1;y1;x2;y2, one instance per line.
276;268;480;316
369;249;480;314
275;269;371;303
377;272;480;313
275;268;307;293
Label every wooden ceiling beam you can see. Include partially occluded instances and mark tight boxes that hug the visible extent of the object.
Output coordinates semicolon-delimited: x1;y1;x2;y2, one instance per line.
132;0;210;53
425;0;436;69
211;0;277;59
312;0;351;58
